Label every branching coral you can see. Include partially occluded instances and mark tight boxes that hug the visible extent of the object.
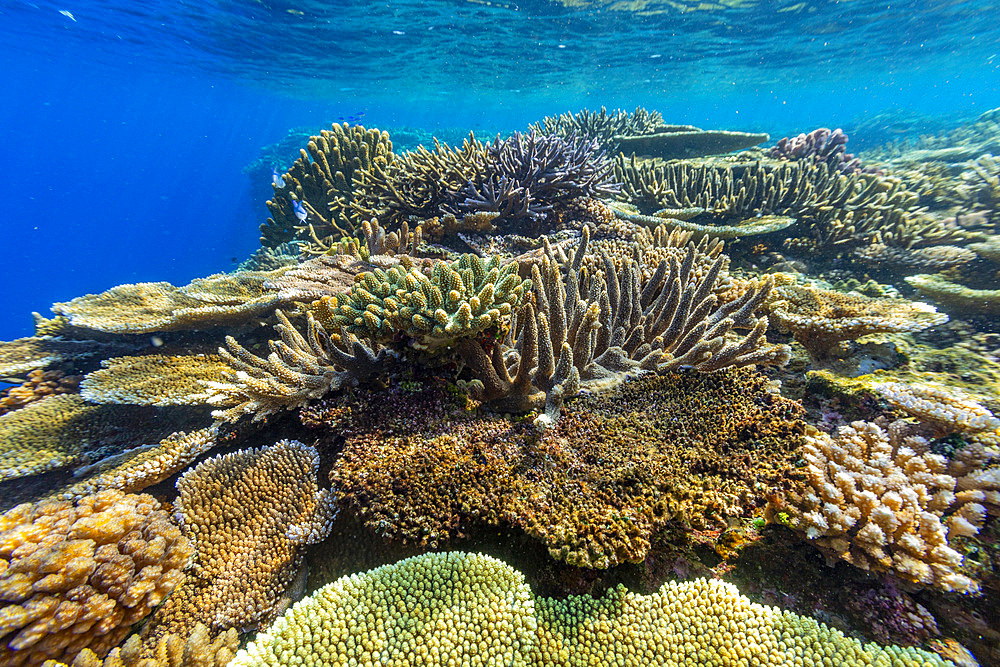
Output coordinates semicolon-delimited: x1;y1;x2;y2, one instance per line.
316;369;804;569
530;106;664;153
771;421;995;593
197;310;392;423
770;127;873;174
769;284;948;359
260;123;393;249
65;624;239;667
140;440;335;653
0;490;193;666
873;381;1000;434
231;552;951;667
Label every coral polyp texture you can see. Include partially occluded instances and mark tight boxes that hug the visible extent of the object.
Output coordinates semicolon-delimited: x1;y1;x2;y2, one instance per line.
232;551;950;667
769;284;948;359
874;381;1000;434
0;490;192;666
316;368;804;569
771;421;995;593
769;127;872;174
80;355;230;407
139;440;335;656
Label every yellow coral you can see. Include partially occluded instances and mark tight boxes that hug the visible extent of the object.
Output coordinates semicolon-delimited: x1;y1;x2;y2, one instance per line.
0;490;193;666
80;355;232;406
232;552;951;667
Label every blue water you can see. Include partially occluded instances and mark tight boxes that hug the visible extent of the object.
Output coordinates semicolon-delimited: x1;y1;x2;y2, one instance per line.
3;0;1000;341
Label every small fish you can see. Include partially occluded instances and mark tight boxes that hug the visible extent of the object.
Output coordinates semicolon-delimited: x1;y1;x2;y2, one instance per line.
59;9;76;21
292;199;308;222
271;165;285;188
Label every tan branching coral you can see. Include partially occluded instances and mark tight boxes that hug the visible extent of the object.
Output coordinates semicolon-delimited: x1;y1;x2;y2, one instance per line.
770;284;948;359
142;440;335;652
772;421;993;593
198;310;392;423
906;273;1000;315
61;624;238;667
52;271;287;335
874;381;1000;434
55;426;220;501
0;490;193;666
0;370;80;416
260;123;393;249
530;106;664;153
232;552;951;667
80;355;231;407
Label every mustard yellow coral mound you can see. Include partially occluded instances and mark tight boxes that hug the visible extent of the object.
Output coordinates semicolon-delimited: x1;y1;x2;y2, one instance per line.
232;552;951;667
0;490;193;666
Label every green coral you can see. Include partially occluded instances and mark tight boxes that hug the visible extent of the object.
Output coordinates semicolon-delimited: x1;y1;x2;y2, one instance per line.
330;254;530;348
906;273;1000;315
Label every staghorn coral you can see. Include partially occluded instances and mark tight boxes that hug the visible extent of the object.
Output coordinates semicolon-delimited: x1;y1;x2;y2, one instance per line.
530;106;663;153
54;426;219;501
0;370;81;416
0;490;193;666
52;271;288;335
771;421;995;593
613;157;919;248
140;440;335;652
260;123;393;249
60;624;238;667
769;284;948;360
80;355;231;407
770;127;873;174
197;310;392;423
906;273;1000;315
315;368;804;569
873;381;1000;434
232;551;950;667
329;253;530;348
854;243;977;273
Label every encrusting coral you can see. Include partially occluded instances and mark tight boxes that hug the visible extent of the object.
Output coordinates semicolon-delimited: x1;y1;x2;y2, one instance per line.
315;368;804;569
769;284;948;359
0;490;193;666
231;551;952;667
137;440;335;655
770;421;996;593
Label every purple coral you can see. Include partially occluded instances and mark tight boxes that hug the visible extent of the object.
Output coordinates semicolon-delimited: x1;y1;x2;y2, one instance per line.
453;129;621;231
770;127;876;175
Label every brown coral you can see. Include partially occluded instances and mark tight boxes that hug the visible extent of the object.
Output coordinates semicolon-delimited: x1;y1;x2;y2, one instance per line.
314;368;804;569
0;337;114;380
138;440;335;655
0;490;192;666
0;371;81;416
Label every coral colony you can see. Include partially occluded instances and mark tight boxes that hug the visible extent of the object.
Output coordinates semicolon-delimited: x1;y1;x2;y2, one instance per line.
2;107;999;667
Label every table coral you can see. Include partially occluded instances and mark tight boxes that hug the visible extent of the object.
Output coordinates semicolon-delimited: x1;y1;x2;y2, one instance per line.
0;337;115;380
854;243;977;273
0;490;193;666
616;127;769;160
906;273;1000;315
231;551;951;667
138;440;335;656
771;421;994;593
770;284;948;359
80;355;231;407
315;368;804;569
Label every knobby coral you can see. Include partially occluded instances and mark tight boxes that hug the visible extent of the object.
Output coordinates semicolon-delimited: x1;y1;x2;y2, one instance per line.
874;381;1000;434
0;370;80;416
0;490;193;666
769;127;873;174
231;551;951;667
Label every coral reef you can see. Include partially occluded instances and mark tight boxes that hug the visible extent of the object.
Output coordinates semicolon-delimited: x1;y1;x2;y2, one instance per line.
232;551;951;667
873;381;1000;434
260;123;393;249
0;371;80;416
138;440;335;654
60;624;238;667
0;490;192;666
530;106;663;153
770;421;996;593
616;127;769;160
80;355;230;407
0;337;116;380
854;243;977;273
769;284;948;359
770;127;873;174
316;368;804;569
906;273;1000;315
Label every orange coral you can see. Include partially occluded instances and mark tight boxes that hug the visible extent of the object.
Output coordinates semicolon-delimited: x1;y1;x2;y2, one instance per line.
0;370;81;416
0;490;193;666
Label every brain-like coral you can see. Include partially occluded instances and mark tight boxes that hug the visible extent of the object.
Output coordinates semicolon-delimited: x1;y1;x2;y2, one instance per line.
139;440;335;655
771;421;995;593
232;551;951;667
0;490;193;666
310;368;804;569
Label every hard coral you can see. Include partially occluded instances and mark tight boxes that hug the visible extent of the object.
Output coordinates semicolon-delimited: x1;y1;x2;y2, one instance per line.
61;624;238;667
0;370;80;416
315;368;804;569
531;106;664;153
80;355;231;407
232;551;951;667
140;440;335;655
0;490;192;666
770;127;873;174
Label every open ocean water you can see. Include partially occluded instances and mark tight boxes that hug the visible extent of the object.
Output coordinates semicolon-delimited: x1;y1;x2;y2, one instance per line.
4;1;1000;666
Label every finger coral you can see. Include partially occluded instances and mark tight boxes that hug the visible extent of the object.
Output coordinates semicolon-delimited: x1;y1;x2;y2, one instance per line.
770;284;948;359
260;123;393;250
140;440;335;653
198;310;392;423
59;623;238;667
231;551;950;667
316;368;804;569
80;355;231;407
0;490;193;666
772;421;993;593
